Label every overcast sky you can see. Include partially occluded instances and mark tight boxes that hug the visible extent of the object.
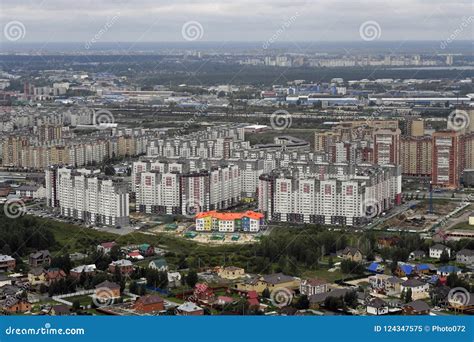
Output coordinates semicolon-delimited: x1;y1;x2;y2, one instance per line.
0;0;473;43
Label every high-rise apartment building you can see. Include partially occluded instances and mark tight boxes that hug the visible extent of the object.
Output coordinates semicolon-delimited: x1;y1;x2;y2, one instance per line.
46;166;129;226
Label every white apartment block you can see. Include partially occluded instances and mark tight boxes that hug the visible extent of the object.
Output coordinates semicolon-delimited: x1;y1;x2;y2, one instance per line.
135;161;241;215
46;166;129;227
258;163;401;226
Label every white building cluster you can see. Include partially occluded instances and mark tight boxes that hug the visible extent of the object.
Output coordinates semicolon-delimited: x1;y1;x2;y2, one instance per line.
45;166;129;227
134;160;241;215
146;125;248;159
135;124;402;226
258;163;402;226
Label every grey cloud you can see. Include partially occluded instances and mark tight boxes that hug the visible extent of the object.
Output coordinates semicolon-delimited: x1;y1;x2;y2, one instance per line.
0;0;472;42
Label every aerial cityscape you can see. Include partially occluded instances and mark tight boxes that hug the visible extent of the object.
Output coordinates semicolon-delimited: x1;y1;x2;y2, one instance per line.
0;1;472;334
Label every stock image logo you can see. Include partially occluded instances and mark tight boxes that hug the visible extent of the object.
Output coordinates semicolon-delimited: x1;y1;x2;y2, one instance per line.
181;21;204;41
3;198;26;219
270;110;292;131
447;110;470;131
93;109;115;129
92;287;116;307
184;198;203;218
359;21;382;41
363;198;381;219
447;287;471;307
270;287;293;308
3;20;26;41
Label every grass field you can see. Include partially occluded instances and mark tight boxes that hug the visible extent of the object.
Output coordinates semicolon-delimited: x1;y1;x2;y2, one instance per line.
449;222;474;231
64;294;93;306
301;268;356;283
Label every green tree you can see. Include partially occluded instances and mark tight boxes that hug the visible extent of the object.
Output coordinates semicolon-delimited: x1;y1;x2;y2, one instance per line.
186;270;198;288
129;281;138;294
405;288;413;303
104;165;116;176
109;245;122;261
72;300;81;312
324;296;344;310
262;287;271;299
343;291;358;308
295;295;310;310
328;256;334;268
439;249;450;263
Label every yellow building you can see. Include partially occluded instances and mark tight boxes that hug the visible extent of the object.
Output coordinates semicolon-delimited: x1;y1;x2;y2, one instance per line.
195;215;213;231
339;247;364;262
235;273;300;294
27;268;47;286
218;266;245;280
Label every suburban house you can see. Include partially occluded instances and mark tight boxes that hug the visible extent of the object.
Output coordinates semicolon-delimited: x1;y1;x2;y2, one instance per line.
409;250;426;260
448;291;474;313
28;250;51;268
402;300;431;315
369;274;402;295
193;283;215;302
400;279;429;300
0;284;22;300
235;276;267;293
95;281;121;299
218;266;245;280
415;264;431;274
395;263;414;277
133;295;165;312
109;259;134;276
262;273;301;292
138;244;155;257
0;255;16;272
167;272;182;288
0;275;12;287
456;249;474;265
27;268;47;286
235;273;300;294
429;244;451;259
300;278;329;296
148;259;168;272
15;185;46;199
50;304;71;316
97;242;117;255
176;302;204;316
366;297;389;315
0;298;32;313
308;288;352;309
377;236;401;249
215;296;235;306
127;251;144;260
195;210;264;233
437;265;461;277
367;262;384;273
70;264;97;279
338;247;363;262
45;268;67;285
